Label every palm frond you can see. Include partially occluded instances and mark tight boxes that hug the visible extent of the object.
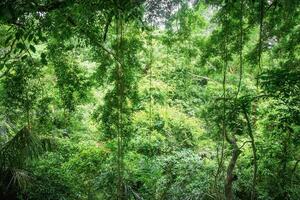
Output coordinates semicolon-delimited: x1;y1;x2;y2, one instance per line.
0;123;48;193
0;126;42;170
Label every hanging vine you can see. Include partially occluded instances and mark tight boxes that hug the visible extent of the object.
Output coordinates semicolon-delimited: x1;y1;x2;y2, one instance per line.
149;30;154;132
257;0;264;86
213;2;229;197
222;2;242;200
236;0;243;99
116;9;125;199
213;1;230;198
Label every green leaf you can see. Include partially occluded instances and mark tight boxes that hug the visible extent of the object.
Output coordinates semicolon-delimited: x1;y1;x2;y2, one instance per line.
41;53;47;65
21;55;28;60
41;52;46;58
33;38;38;45
5;35;13;45
15;30;23;40
41;58;48;65
27;34;34;42
16;42;26;51
40;36;47;42
29;45;36;53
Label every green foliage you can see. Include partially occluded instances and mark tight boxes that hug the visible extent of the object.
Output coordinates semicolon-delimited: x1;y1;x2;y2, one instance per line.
25;139;108;200
132;105;206;153
48;39;91;112
0;0;299;199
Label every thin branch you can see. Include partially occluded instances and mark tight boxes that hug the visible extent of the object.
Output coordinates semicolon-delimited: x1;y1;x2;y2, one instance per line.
242;107;257;200
103;13;113;42
0;38;17;61
65;15;123;66
188;72;219;83
238;140;251;149
0;67;12;79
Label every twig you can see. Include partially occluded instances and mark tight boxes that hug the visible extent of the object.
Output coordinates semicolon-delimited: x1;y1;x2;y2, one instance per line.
238;140;251;149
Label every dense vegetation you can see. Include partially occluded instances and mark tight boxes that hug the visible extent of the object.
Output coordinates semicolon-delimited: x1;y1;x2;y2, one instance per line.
0;0;299;199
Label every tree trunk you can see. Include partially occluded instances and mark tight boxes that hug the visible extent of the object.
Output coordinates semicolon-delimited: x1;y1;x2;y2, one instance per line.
225;137;241;200
243;109;257;200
